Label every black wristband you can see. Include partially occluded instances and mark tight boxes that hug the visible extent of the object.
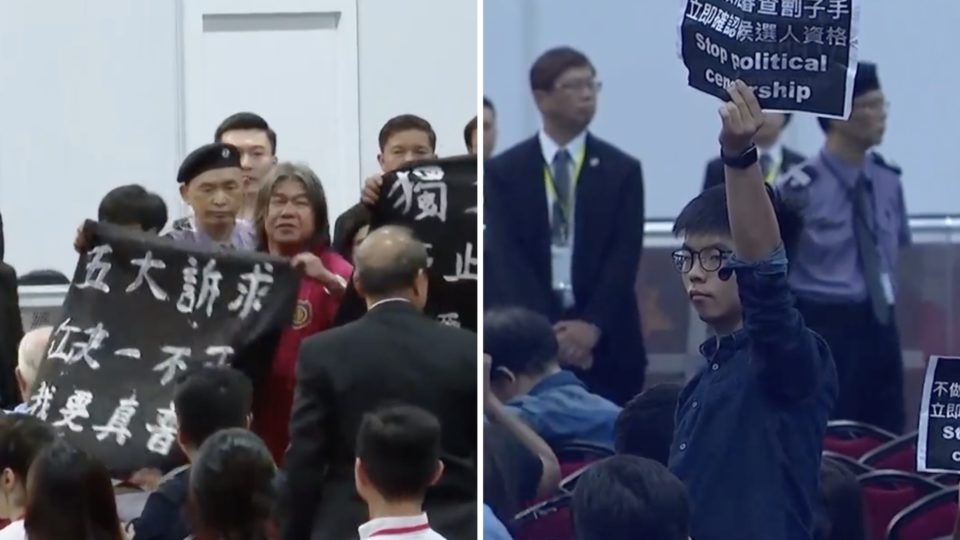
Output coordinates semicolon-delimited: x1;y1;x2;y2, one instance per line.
720;145;759;169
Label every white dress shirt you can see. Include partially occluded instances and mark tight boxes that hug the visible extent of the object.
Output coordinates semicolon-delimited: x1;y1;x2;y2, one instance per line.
539;129;587;309
357;514;446;540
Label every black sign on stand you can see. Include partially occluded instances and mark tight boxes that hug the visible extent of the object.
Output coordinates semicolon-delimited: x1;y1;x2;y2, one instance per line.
917;356;960;472
334;156;477;331
25;221;299;475
678;0;860;117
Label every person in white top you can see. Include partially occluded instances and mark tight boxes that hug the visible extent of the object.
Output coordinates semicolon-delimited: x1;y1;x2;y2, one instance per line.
0;415;57;540
355;405;447;540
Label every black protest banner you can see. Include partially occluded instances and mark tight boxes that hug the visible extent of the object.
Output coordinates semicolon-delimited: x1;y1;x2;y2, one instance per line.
917;356;960;472
26;221;298;475
334;156;477;331
679;0;859;117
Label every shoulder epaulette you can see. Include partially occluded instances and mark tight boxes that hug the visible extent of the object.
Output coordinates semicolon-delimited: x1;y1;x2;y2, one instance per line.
781;163;819;190
871;153;902;174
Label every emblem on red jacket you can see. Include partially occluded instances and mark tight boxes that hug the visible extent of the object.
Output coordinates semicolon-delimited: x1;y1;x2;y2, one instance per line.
292;299;312;329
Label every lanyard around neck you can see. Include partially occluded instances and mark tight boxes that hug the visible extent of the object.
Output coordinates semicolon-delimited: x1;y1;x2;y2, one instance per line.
542;145;587;219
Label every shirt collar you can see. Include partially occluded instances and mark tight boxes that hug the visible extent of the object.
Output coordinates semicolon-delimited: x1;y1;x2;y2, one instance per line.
358;514;430;539
699;328;750;361
760;141;782;163
526;369;586;396
368;298;412;311
538;129;587;166
820;148;866;189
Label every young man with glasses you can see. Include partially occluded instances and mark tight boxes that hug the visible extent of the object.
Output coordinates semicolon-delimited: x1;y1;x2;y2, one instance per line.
668;81;837;540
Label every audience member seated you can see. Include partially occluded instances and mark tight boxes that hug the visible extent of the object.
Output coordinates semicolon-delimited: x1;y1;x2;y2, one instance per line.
97;184;169;233
188;428;278;540
131;366;253;540
10;327;50;414
24;439;125;540
485;306;621;451
571;455;690;540
613;383;682;466
355;404;448;539
0;415;56;540
483;503;513;540
815;459;868;540
484;423;544;519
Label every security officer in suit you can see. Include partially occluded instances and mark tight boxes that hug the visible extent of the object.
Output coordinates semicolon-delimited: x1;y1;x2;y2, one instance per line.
484;46;646;406
777;62;910;433
702;112;805;191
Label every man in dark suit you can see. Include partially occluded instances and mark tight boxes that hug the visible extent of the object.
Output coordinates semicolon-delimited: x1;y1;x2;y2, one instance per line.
484;46;646;406
702;113;804;191
283;226;476;540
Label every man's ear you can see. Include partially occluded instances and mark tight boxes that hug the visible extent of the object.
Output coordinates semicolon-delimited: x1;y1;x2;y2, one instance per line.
377;154;386;171
492;366;516;384
428;460;444;487
179;183;190;202
352;273;365;298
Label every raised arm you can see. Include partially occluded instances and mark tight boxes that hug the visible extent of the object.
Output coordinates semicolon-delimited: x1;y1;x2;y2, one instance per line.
719;81;825;404
719;80;780;261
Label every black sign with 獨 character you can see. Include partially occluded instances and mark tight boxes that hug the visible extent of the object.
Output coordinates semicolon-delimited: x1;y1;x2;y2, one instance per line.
678;0;860;118
917;356;960;472
26;221;299;475
334;156;477;331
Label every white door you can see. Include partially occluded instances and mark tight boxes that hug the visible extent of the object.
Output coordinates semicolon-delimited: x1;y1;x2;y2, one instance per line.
180;0;361;227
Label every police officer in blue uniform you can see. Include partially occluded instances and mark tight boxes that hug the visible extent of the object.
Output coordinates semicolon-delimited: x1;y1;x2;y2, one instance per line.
777;62;910;433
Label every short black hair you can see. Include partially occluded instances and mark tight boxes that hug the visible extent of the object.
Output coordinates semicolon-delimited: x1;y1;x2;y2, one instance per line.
483;306;558;376
674;184;802;258
483;96;495;114
614;384;682;466
354;227;429;296
378;115;437;152
174;367;253;448
815;459;867;540
464;116;478;150
356;404;441;501
190;428;276;539
214;112;277;155
572;455;690;540
98;184;168;232
530;46;594;92
0;414;57;487
332;204;371;262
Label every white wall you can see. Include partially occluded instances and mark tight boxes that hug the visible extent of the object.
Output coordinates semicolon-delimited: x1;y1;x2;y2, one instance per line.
484;0;960;219
0;0;477;276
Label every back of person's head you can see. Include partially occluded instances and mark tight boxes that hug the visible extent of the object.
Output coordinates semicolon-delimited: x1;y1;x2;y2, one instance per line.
215;112;277;155
0;414;56;517
190;428;277;540
815;459;868;540
355;404;443;503
674;184;802;260
484;306;558;374
614;384;682;466
24;439;124;540
332;204;371;262
572;455;690;540
97;184;168;232
378;114;437;152
16;327;52;399
17;269;70;286
174;366;253;450
484;306;558;379
483;96;495;114
352;226;429;306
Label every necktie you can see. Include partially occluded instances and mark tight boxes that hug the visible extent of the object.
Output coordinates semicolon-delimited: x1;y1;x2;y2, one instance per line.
851;174;889;325
551;149;572;245
759;153;774;181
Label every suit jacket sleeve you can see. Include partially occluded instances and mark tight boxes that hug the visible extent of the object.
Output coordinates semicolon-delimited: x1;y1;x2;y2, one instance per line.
283;341;333;540
581;160;644;331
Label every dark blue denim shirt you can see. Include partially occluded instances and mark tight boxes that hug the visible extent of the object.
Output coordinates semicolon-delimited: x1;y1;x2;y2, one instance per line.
668;246;838;540
507;370;622;451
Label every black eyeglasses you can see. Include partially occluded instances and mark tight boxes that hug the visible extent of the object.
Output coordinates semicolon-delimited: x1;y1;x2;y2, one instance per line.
671;247;732;274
